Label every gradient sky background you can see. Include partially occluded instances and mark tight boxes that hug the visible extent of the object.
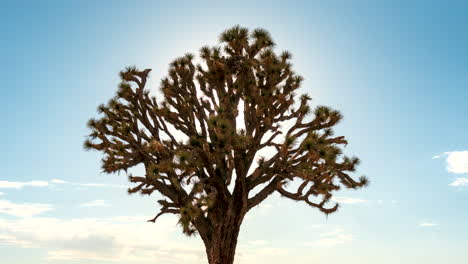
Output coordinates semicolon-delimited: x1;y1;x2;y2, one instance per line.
2;0;468;263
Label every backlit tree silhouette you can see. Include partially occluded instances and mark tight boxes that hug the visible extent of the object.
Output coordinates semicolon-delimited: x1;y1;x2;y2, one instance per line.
84;26;368;264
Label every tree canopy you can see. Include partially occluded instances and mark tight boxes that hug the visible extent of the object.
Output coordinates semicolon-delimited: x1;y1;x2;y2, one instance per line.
84;25;368;264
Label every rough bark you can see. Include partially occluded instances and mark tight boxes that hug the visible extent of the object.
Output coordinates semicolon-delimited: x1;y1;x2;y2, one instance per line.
205;214;243;264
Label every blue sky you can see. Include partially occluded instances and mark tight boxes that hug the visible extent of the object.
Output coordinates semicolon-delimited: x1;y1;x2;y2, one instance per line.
1;0;468;263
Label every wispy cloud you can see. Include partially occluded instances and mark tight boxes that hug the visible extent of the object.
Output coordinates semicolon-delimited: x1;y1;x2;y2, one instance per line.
75;183;125;188
0;215;205;262
372;199;400;205
332;196;367;204
0;200;53;217
51;179;67;184
0;210;288;263
419;221;438;227
449;178;468;186
0;181;48;189
52;179;126;189
0;192;4;196
81;200;109;207
304;228;354;247
0;179;126;190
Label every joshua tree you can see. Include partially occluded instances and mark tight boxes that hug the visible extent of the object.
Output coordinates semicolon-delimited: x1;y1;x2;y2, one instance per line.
84;26;368;264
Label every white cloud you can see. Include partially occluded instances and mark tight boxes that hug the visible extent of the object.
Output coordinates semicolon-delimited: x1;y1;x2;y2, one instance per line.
449;177;468;186
81;200;109;207
372;200;399;205
433;151;468;186
0;215;206;262
51;179;67;184
0;192;4;196
0;179;125;190
0;200;53;217
332;196;367;204
51;179;126;188
445;151;468;174
77;183;107;187
0;212;293;263
305;228;354;247
419;222;438;227
0;181;48;189
74;183;127;188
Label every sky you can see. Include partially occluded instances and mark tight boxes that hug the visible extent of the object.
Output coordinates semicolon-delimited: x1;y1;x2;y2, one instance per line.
1;0;468;263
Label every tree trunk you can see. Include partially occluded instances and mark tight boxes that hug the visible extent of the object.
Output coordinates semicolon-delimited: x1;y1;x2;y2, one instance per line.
204;211;243;264
203;160;249;264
